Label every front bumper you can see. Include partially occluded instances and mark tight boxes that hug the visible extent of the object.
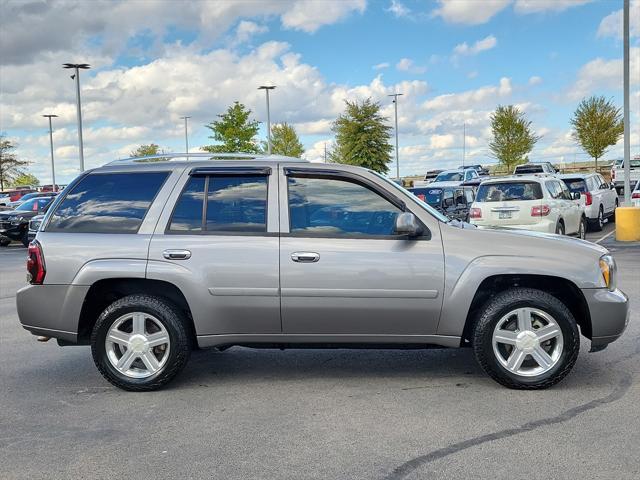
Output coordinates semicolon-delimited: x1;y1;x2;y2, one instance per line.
16;284;90;343
582;287;630;348
0;224;23;240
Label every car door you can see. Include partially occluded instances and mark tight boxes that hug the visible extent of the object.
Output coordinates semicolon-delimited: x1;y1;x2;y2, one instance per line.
557;180;581;233
278;166;445;336
597;174;615;213
147;166;281;335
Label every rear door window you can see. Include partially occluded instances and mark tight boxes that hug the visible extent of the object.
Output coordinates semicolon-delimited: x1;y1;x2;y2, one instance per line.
47;172;168;233
476;182;543;202
562;178;587;193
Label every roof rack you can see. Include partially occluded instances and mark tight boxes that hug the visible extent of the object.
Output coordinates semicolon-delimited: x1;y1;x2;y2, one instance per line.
107;152;309;165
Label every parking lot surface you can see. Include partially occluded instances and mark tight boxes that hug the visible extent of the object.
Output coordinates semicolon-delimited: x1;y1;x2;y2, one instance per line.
1;220;638;480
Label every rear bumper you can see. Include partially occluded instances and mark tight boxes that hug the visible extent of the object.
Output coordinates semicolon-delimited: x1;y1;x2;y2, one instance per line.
471;220;554;233
582;287;629;348
16;284;89;343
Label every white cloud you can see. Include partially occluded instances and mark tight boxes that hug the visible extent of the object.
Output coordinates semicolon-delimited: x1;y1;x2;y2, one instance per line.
529;76;543;86
373;62;390;70
233;21;268;45
467;71;478;79
569;47;640;100
514;0;593;14
597;0;640;40
453;35;497;56
429;134;455;149
281;0;366;33
432;0;510;25
423;78;513;111
396;58;427;74
387;0;410;18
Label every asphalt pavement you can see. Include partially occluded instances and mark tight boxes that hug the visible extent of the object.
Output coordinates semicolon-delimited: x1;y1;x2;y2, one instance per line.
1;220;639;480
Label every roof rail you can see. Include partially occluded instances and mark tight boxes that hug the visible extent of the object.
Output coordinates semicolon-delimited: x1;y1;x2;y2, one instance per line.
107;152;308;165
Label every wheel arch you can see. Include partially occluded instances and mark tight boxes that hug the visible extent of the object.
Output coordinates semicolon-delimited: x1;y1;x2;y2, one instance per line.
77;278;196;345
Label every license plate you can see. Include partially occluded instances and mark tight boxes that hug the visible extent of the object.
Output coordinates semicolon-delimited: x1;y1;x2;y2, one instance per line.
499;211;512;219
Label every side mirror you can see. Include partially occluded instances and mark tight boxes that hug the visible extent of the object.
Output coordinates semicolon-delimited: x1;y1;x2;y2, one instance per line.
610;183;616;190
570;192;581;200
395;212;422;237
599;183;608;190
443;197;454;208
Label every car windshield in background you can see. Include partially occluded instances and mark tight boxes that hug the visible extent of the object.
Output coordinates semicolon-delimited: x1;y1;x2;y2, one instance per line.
409;188;442;205
435;172;463;182
15;197;51;211
514;165;543;174
476;182;543;202
561;179;588;193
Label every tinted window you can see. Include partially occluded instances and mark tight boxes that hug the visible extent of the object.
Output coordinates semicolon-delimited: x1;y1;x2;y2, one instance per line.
514;164;543;174
435;172;463;182
16;197;53;212
168;176;205;232
546;181;563;199
47;172;167;233
288;176;402;236
206;176;267;232
409;187;441;205
562;179;587;193
476;182;543;202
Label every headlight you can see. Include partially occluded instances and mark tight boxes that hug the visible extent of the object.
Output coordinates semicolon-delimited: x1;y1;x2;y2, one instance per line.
599;254;616;291
9;216;23;225
29;220;41;232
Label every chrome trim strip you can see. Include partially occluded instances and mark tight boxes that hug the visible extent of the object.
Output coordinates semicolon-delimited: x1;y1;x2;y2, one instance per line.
281;288;439;299
208;287;280;297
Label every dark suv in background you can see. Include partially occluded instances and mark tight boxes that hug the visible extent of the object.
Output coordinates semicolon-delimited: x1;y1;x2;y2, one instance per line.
0;196;55;246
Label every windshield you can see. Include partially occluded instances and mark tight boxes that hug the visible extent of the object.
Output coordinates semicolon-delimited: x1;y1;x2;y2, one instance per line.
16;197;52;212
369;171;450;223
435;171;463;182
514;164;543;174
476;182;543;202
561;179;588;193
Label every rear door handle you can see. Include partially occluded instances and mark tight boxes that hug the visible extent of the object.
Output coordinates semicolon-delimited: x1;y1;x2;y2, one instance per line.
291;252;320;263
163;249;191;260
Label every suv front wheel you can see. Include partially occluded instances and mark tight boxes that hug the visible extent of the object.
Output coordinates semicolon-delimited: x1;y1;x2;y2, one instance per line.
473;288;579;389
91;295;191;391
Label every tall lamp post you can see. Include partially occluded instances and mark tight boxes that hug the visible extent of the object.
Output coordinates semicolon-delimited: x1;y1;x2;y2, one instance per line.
389;93;403;179
258;85;276;154
180;116;191;154
623;0;631;205
42;115;58;191
63;63;90;171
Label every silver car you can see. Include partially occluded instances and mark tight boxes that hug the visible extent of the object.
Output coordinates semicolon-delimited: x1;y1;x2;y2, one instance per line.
559;173;618;231
17;154;629;391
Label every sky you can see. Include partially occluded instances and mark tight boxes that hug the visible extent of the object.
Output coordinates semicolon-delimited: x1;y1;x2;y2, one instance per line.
1;0;639;185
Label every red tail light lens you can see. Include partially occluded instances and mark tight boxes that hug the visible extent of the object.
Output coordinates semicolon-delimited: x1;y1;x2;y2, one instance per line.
611;169;615;180
632;192;640;199
531;205;551;216
417;194;426;201
27;241;46;285
469;207;482;219
584;191;592;206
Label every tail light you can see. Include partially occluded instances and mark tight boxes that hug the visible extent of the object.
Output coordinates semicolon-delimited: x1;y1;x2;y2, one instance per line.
632;192;640;199
27;241;46;285
469;207;482;219
531;205;551;216
584;191;592;206
417;194;426;201
611;169;615;180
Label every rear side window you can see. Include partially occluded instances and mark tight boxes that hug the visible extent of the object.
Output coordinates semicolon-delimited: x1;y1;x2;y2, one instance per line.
562;178;587;193
47;172;168;233
168;175;268;233
476;182;543;202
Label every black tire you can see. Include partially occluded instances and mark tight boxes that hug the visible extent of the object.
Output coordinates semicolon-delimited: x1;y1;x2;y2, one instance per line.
21;229;30;247
472;288;580;390
592;206;604;232
577;216;587;240
91;295;191;391
611;199;619;222
555;221;565;235
0;238;10;247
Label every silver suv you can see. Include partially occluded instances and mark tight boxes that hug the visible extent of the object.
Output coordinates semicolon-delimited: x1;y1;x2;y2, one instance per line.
17;154;629;391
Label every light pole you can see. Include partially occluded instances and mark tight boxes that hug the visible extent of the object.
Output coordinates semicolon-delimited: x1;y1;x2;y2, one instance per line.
63;63;90;171
42;115;58;191
258;85;276;154
623;0;631;205
462;121;466;168
180;116;191;154
389;93;403;179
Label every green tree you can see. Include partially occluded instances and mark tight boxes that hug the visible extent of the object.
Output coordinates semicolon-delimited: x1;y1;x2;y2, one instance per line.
130;144;161;157
0;135;29;191
264;123;305;157
203;102;261;153
330;98;393;173
11;172;40;188
489;105;541;172
570;96;623;170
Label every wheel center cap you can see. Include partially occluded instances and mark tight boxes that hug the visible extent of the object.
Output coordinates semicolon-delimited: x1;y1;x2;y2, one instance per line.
516;331;539;353
129;334;149;354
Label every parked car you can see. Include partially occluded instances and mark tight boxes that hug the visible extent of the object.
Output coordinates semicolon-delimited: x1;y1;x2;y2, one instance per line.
610;157;640;194
559;173;617;231
632;180;640;207
459;164;489;176
27;214;45;244
6;191;58;209
408;185;475;221
469;175;587;238
17;153;627;391
0;189;36;206
0;196;55;246
514;162;557;175
430;168;479;186
412;170;443;188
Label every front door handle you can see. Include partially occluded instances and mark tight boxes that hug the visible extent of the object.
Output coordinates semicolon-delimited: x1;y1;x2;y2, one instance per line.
291;252;320;263
163;249;192;260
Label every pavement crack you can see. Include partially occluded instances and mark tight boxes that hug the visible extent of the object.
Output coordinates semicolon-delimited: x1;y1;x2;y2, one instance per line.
382;372;633;480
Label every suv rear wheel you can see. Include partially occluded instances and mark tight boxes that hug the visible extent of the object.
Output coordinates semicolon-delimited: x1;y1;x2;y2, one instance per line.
91;295;191;391
472;288;579;389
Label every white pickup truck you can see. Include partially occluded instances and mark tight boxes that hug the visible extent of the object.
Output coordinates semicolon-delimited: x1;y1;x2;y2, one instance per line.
610;157;640;194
